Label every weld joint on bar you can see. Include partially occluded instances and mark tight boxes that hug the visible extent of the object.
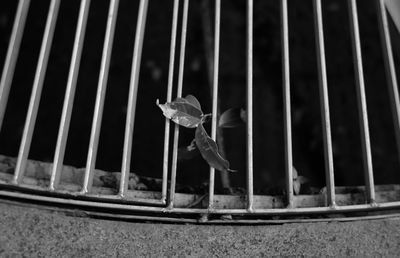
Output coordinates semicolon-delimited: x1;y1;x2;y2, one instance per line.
10;178;19;186
160;197;167;205
166;202;174;211
79;189;89;195
286;203;294;209
329;203;338;209
370;200;378;207
118;192;125;199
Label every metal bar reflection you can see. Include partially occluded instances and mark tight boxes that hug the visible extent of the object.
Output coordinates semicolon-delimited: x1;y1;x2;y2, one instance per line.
0;0;31;132
348;0;375;203
13;0;61;184
208;0;221;209
281;0;294;208
82;0;119;193
50;0;91;190
246;0;254;211
162;0;180;204
168;0;189;209
120;0;149;197
313;0;336;207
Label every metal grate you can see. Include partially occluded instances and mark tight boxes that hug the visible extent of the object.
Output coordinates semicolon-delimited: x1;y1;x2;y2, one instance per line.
0;0;399;223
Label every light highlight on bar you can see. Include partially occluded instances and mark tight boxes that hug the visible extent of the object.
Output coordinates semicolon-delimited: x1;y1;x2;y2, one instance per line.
168;0;189;209
120;0;149;197
246;0;254;211
162;0;180;204
348;0;376;203
13;0;61;184
0;0;31;132
82;0;119;194
281;0;294;208
208;0;221;209
377;0;400;169
313;0;336;207
50;0;91;190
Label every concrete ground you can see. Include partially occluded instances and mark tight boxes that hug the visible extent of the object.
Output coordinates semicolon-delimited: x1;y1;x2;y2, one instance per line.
1;201;400;257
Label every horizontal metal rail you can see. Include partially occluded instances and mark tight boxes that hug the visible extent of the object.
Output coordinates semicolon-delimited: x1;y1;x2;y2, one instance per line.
2;197;400;224
1;189;400;216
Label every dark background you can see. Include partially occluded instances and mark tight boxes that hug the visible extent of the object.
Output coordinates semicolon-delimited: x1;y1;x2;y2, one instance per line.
0;0;399;193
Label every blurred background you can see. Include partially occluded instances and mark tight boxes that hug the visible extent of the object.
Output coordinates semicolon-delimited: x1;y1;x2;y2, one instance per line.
0;0;399;194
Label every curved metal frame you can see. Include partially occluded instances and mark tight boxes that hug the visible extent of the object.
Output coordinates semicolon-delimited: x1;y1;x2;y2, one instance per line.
0;0;399;223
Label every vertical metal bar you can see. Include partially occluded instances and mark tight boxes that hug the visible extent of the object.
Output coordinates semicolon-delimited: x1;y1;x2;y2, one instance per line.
281;0;294;207
168;0;189;209
208;0;221;209
50;0;91;191
313;0;336;207
0;0;30;132
162;0;180;204
81;0;119;194
246;0;254;211
13;0;60;184
377;0;400;167
119;0;149;197
385;0;400;33
348;0;375;203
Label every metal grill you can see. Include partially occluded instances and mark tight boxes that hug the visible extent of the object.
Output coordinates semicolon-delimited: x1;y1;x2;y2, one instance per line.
0;0;399;223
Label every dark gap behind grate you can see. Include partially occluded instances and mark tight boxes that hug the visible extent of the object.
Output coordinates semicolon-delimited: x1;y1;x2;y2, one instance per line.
359;0;400;185
252;0;285;195
324;0;365;187
0;0;50;158
288;0;326;190
218;0;247;192
30;0;81;166
172;0;211;191
96;0;139;174
63;0;109;171
0;2;18;69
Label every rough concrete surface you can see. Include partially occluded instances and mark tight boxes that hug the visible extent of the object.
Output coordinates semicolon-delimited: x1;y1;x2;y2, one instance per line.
1;202;400;257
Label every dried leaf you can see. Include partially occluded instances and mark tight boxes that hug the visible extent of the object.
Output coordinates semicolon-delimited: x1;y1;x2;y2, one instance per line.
292;167;309;195
293;166;298;179
184;94;202;110
240;108;247;123
293;180;301;195
195;123;235;172
297;175;309;184
219;108;246;128
157;95;203;128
